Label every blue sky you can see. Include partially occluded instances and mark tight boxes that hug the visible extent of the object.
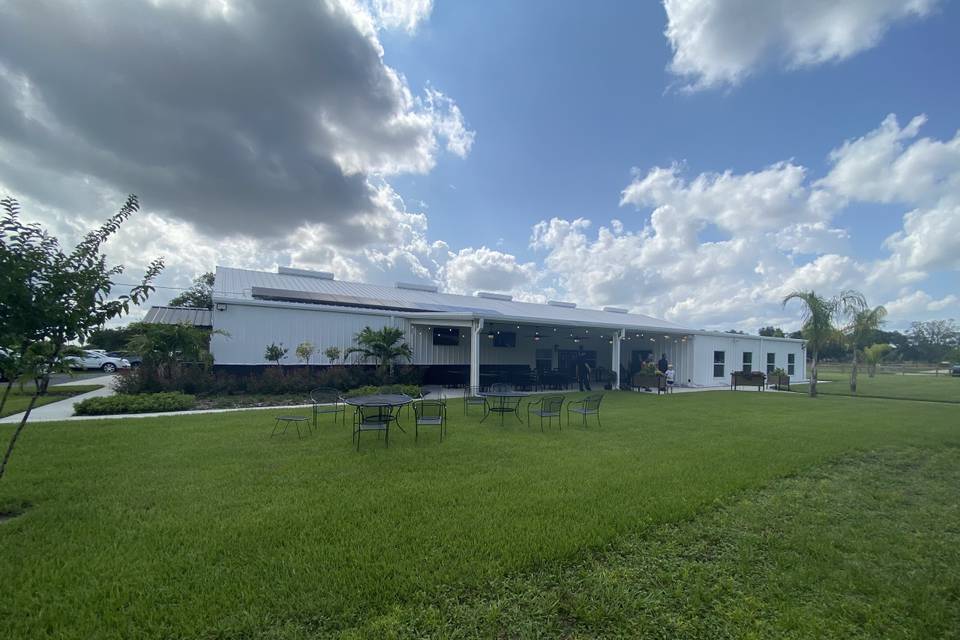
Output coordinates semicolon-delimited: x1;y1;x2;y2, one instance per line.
0;0;957;331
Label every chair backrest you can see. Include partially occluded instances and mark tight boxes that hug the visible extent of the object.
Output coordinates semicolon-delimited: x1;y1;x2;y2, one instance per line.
583;394;604;411
414;400;444;419
543;395;564;412
490;382;513;392
357;403;397;423
310;387;342;403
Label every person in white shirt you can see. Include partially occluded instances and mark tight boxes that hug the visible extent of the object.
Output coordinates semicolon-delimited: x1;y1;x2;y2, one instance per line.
665;363;675;392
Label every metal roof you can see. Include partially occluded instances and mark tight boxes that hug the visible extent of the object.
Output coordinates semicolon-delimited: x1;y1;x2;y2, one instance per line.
213;266;685;332
142;306;213;328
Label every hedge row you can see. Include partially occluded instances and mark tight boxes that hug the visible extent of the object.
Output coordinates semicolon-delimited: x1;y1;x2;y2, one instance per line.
74;392;196;416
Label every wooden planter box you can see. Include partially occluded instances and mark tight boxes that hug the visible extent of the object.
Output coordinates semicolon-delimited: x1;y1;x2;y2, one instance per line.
767;373;790;391
631;373;666;394
731;371;765;391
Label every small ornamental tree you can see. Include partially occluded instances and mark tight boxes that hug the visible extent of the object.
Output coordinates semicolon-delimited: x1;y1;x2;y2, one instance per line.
295;341;315;368
0;195;163;480
264;342;288;370
324;346;341;364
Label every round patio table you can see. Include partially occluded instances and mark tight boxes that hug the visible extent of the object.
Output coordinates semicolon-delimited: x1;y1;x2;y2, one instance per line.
344;394;414;433
479;391;529;425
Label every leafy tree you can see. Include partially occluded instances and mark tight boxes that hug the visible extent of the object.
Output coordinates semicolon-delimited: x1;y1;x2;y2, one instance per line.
863;343;892;377
85;325;143;351
324;346;342;364
907;319;958;363
758;326;785;337
0;195;163;480
126;323;215;380
345;326;412;376
295;341;315;367
264;342;288;369
169;272;215;309
843;303;887;392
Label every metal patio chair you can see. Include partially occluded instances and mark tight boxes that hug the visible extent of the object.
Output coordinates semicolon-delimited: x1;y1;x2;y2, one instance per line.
352;403;401;451
567;393;604;428
463;386;486;415
412;400;447;442
310;387;345;427
526;394;564;431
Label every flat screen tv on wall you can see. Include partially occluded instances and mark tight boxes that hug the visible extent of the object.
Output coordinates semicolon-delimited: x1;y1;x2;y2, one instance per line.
433;327;460;346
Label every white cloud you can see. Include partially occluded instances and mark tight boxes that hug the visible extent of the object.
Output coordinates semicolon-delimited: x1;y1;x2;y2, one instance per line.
664;0;939;90
438;247;540;295
368;0;433;32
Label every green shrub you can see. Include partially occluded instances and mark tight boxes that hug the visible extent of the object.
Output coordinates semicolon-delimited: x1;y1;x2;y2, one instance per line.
342;384;421;398
74;392;196;416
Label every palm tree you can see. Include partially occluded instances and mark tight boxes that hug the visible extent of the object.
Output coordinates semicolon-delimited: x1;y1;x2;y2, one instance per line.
345;326;413;378
844;303;887;392
782;290;839;397
863;343;892;377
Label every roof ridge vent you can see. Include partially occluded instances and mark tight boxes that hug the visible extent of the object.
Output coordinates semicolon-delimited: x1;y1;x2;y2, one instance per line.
603;306;628;314
278;266;334;280
476;291;513;301
548;300;576;308
396;281;439;293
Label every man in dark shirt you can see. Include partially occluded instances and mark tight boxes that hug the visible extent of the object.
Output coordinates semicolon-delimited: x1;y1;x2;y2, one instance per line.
657;353;669;374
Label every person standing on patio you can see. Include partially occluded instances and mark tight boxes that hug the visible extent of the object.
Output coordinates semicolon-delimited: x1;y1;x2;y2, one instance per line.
657;353;669;375
576;355;592;392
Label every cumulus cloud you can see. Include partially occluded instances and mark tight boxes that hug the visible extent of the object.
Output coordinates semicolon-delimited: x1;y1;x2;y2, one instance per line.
529;114;960;330
664;0;939;90
438;247;540;295
0;0;472;242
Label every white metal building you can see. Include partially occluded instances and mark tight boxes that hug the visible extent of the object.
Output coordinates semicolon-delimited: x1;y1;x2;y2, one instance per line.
209;266;807;388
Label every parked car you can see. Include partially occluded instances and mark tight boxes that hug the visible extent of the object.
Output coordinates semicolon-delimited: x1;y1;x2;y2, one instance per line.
952;364;960;377
106;351;142;368
67;350;131;373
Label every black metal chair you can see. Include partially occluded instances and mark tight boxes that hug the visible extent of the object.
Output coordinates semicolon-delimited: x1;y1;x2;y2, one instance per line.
412;400;447;442
527;395;564;431
484;394;523;424
310;387;345;428
463;386;486;415
567;393;604;428
352;403;400;451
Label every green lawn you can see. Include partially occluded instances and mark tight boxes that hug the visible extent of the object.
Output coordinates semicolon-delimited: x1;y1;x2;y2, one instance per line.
0;384;104;418
1;391;958;638
795;370;960;403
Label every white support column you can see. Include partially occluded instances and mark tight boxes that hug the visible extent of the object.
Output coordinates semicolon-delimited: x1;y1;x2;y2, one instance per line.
469;318;481;390
612;329;622;390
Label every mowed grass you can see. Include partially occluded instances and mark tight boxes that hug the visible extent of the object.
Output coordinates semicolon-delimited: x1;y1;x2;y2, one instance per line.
0;384;104;418
0;391;958;638
795;370;960;403
355;447;960;638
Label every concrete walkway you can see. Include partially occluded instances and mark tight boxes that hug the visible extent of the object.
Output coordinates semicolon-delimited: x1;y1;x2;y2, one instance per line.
0;383;777;424
0;374;116;424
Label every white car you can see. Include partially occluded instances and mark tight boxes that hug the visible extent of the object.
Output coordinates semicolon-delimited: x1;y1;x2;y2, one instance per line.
68;350;131;373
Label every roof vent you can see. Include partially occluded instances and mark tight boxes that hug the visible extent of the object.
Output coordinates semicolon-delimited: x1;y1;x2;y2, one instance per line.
278;266;334;280
603;306;628;314
476;291;513;301
396;281;439;293
548;300;576;309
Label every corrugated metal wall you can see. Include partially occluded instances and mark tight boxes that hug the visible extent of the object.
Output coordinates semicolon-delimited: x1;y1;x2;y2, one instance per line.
212;303;467;365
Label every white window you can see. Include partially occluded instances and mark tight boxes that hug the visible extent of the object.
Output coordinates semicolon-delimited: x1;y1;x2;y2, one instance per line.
742;351;753;374
766;352;775;374
788;353;796;376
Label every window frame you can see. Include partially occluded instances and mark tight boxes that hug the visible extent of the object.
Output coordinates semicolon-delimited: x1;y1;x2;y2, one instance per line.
787;352;796;376
766;352;775;374
713;350;725;378
742;351;753;374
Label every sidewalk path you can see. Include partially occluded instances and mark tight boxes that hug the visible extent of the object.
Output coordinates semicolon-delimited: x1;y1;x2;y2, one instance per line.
0;374;116;424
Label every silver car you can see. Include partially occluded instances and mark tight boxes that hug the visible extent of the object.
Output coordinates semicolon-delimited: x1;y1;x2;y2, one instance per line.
68;350;131;373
